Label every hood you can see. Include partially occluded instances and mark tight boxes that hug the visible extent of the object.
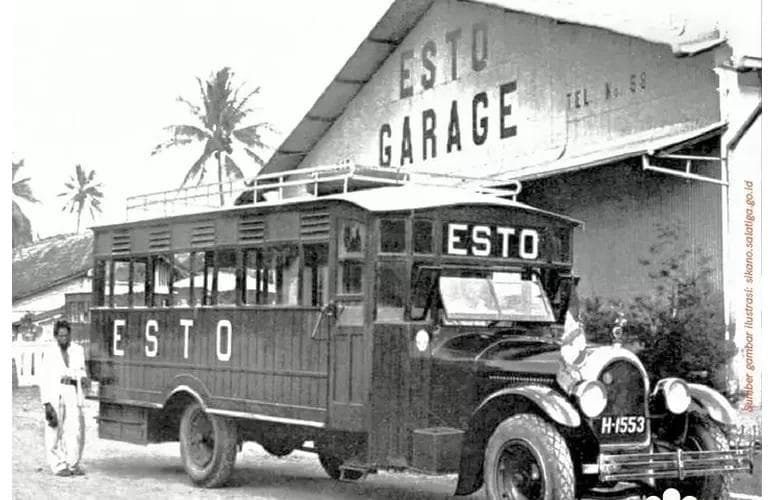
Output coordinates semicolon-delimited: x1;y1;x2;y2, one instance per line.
433;333;562;376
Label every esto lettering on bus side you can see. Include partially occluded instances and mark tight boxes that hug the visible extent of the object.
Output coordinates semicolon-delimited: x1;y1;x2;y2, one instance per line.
446;223;539;259
111;318;232;361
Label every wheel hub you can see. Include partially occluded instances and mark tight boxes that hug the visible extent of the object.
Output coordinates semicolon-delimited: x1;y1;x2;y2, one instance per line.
189;410;214;468
497;440;545;500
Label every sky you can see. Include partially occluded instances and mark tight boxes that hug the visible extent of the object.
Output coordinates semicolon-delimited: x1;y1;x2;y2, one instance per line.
9;0;762;239
11;0;393;237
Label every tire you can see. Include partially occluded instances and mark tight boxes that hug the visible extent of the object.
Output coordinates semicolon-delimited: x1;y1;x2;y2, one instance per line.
484;414;576;500
179;403;238;488
318;453;364;481
668;415;730;500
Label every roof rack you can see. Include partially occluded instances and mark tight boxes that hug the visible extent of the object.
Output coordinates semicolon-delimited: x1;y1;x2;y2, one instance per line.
125;162;521;220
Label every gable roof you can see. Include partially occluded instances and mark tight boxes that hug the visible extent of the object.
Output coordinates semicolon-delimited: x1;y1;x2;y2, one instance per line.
260;0;728;177
12;232;93;301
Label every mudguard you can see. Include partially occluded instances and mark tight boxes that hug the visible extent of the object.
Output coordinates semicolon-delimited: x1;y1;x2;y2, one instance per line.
455;384;579;495
687;383;738;426
476;384;581;428
162;374;212;409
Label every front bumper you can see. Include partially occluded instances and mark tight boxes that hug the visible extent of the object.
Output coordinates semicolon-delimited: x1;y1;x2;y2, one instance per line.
598;447;754;482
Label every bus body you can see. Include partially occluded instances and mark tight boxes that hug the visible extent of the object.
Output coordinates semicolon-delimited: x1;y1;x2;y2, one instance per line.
88;165;752;499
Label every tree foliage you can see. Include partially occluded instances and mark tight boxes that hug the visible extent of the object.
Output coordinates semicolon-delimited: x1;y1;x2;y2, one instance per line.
12;159;39;248
152;67;274;206
582;222;736;387
59;164;104;233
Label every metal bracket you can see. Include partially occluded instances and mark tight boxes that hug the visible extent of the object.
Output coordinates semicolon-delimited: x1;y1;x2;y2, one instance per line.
641;155;727;186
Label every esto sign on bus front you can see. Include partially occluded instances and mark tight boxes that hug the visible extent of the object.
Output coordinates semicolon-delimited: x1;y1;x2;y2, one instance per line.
445;223;538;259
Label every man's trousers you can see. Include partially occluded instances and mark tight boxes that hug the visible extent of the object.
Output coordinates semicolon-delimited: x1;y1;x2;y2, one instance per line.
44;385;84;473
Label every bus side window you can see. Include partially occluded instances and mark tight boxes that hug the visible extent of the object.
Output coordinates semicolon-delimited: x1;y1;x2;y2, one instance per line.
152;255;173;307
376;261;407;321
338;220;364;294
94;259;108;307
131;258;149;307
380;218;406;253
413;219;434;254
190;252;206;306
243;249;259;305
216;250;237;306
302;244;329;307
263;246;299;305
113;259;131;307
172;253;192;307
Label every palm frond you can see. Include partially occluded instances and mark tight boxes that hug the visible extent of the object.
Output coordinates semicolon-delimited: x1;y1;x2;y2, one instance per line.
13;178;39;203
176;96;205;123
223;154;245;180
233;125;272;149
180;144;215;188
244;148;267;167
12;159;24;180
234;85;261;114
75;165;87;187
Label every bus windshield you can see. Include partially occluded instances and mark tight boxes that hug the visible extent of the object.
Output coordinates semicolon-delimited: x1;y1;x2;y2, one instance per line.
438;272;555;323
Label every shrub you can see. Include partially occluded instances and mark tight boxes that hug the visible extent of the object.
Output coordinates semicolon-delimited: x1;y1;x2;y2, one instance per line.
581;222;736;387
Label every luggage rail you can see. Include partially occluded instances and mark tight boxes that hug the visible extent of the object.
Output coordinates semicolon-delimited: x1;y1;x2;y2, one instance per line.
125;162;521;220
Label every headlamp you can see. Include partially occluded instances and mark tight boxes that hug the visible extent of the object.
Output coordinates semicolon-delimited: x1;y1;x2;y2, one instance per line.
576;380;608;418
663;379;691;414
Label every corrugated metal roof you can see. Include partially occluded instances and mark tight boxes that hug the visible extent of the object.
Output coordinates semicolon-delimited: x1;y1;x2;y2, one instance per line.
466;0;726;55
260;0;732;178
12;233;93;301
263;0;434;174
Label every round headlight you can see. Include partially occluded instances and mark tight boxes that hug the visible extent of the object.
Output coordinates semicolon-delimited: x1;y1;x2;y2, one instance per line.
576;380;608;418
663;379;691;414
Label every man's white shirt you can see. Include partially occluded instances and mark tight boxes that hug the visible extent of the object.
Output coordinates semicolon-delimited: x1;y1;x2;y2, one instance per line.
39;341;87;407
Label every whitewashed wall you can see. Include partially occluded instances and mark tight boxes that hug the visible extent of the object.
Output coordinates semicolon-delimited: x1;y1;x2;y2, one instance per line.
299;0;720;177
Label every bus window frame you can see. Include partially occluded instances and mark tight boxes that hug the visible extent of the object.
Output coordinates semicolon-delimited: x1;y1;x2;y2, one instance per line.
378;217;408;255
411;217;436;256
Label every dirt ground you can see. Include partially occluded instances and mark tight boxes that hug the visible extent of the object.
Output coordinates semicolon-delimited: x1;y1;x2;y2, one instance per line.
12;387;761;499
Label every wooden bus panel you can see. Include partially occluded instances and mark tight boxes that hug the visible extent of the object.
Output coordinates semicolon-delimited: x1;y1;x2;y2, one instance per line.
92;307;329;426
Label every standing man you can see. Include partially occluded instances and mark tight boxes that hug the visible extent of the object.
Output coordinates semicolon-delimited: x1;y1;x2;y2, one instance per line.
40;319;89;476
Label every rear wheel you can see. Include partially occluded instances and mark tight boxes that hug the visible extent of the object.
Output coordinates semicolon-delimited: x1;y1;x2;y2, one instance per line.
179;403;237;487
484;414;575;500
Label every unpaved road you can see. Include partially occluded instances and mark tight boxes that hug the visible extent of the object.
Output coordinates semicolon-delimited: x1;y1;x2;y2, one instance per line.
13;387;479;500
13;387;760;499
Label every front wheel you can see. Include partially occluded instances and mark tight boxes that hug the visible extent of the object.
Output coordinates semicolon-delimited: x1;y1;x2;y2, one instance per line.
484;414;576;500
662;415;730;500
179;403;238;487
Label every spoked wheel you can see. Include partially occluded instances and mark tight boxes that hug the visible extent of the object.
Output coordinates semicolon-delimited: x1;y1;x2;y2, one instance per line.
495;440;545;499
179;403;237;487
484;414;575;500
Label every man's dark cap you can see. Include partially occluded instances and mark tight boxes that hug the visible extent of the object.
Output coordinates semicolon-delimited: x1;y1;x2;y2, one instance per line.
54;319;72;334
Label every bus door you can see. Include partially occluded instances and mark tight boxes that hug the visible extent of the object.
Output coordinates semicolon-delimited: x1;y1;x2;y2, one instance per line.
327;217;371;431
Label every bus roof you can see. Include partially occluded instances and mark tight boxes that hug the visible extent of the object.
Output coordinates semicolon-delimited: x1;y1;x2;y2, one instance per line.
95;183;581;232
326;185;582;225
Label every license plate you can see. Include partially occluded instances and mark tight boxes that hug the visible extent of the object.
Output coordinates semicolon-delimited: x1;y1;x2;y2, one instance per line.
599;415;646;434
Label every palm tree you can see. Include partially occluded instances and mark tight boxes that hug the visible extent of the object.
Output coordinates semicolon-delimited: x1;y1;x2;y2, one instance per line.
152;67;274;206
12;159;39;248
59;164;104;233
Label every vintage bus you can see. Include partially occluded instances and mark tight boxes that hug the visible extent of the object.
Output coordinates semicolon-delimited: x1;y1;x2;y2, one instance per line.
88;164;752;500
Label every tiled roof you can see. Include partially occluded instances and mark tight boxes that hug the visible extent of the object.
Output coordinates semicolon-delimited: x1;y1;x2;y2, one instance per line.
12;232;93;300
